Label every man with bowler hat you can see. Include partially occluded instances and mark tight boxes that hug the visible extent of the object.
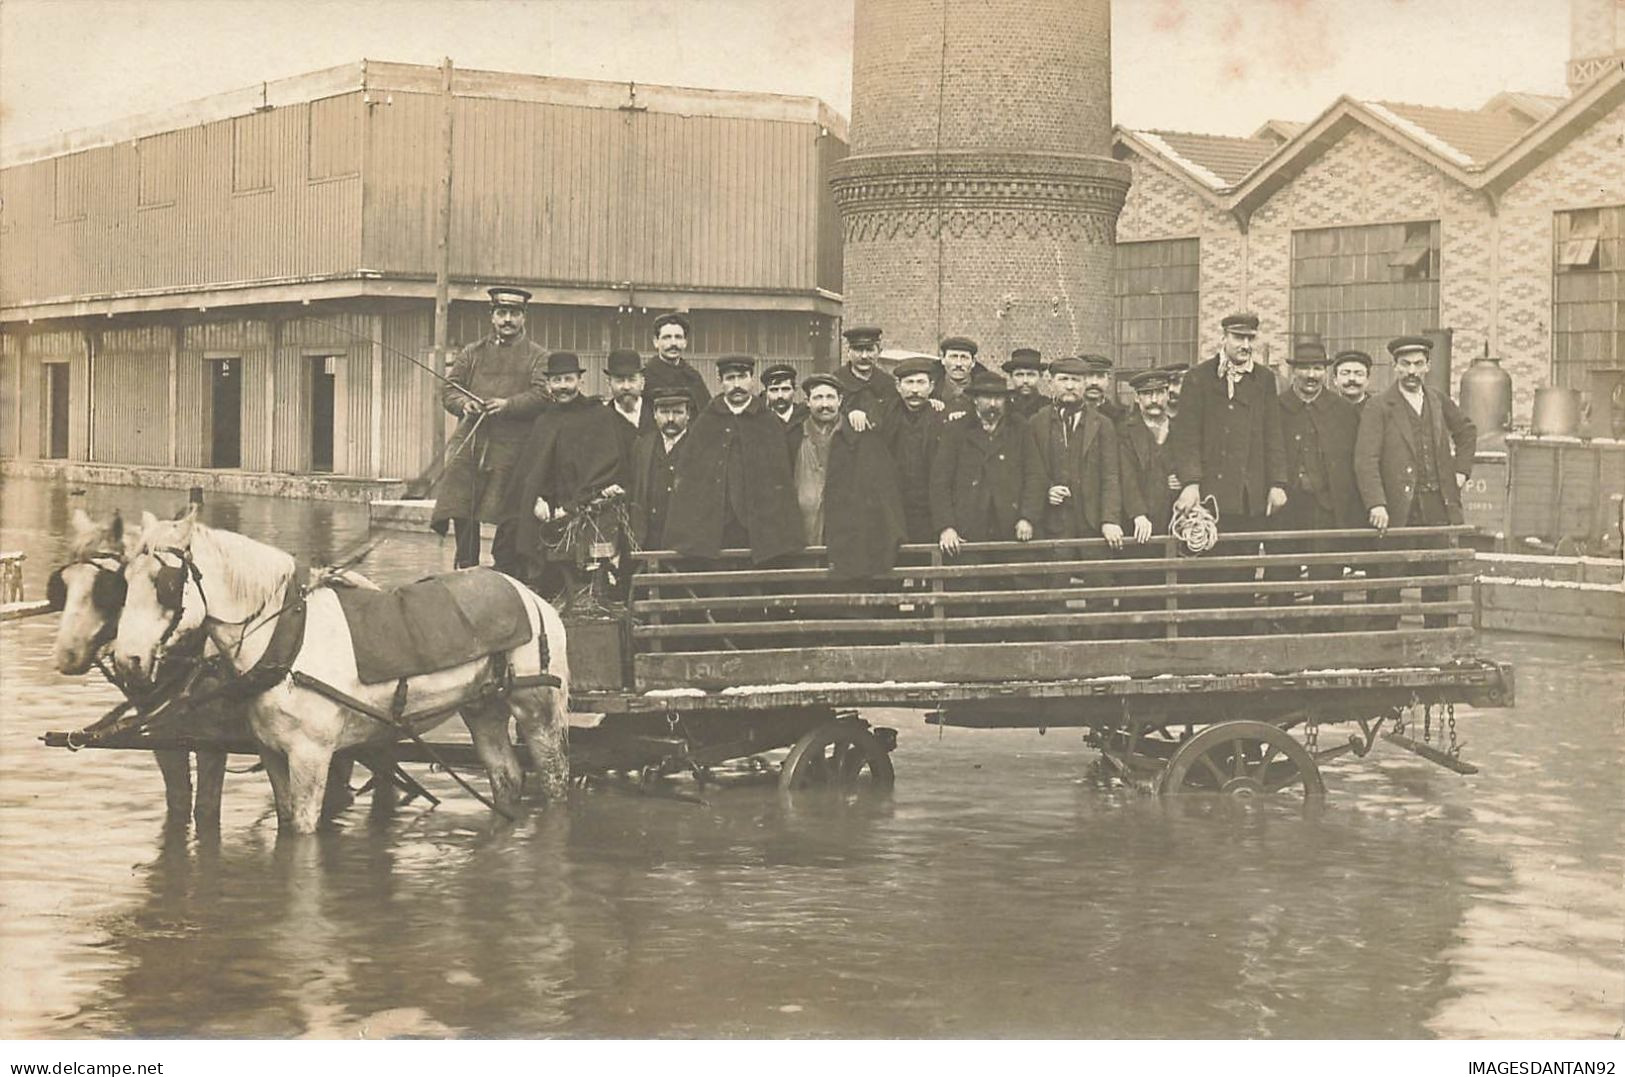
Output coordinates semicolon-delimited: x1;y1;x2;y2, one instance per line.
604;347;653;463
431;286;549;571
1003;348;1049;419
1355;335;1476;628
664;355;804;564
643;312;711;409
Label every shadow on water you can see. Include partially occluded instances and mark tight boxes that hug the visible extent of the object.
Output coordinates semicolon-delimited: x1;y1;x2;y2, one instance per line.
1;479;1619;1038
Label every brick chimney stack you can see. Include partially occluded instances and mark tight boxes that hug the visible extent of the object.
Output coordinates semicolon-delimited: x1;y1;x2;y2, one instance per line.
830;0;1131;360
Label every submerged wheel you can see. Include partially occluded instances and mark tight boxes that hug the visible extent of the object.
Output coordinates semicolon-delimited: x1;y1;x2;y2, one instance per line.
778;716;895;797
1157;720;1325;800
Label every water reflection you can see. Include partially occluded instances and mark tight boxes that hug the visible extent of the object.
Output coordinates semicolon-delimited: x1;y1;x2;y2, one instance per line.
0;479;1619;1038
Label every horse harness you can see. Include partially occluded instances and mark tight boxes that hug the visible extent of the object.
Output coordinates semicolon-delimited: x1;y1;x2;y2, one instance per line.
45;554;127;618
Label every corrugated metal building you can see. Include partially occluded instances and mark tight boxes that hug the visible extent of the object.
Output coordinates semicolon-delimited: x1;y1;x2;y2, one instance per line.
0;61;848;484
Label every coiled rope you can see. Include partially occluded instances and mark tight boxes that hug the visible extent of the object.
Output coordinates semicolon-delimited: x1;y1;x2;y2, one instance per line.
1170;496;1221;555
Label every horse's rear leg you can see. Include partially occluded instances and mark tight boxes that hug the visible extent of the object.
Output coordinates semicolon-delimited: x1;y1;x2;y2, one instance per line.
194;750;227;829
321;755;357;820
153;749;193;819
461;701;524;815
511;687;569;804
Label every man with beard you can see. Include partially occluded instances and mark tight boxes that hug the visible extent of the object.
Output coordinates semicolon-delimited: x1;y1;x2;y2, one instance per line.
604;348;653;466
1332;349;1373;409
664;355;804;564
1268;339;1364;629
1027;355;1123;546
760;362;807;437
936;336;981;415
1003;348;1048;419
506;351;626;598
627;387;694;551
431;286;550;571
1078;354;1128;424
787;374;906;578
1160;362;1190;419
834;326;899;432
641;312;711;410
884;355;944;544
931;367;1043;554
1355;336;1476;628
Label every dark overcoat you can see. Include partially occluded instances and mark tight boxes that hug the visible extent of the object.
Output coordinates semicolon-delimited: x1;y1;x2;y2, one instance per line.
1118;415;1177;531
1279;387;1364;528
883;402;943;543
1026;404;1122;538
627;430;686;550
1354;383;1477;526
834;362;900;424
642;357;712;409
929;412;1045;542
664;396;805;563
607;398;656;476
431;334;549;524
504;395;625;565
1167;354;1287;520
1010;393;1049;419
786;420;907;579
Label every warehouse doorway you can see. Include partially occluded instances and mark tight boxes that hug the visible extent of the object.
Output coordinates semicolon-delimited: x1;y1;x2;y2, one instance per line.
309;355;336;473
43;362;70;459
208;358;241;468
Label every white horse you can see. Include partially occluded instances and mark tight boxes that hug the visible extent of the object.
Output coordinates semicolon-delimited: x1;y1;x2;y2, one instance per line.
50;508;228;825
111;506;570;834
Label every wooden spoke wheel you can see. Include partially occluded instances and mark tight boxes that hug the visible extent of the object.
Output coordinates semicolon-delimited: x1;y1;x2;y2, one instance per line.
778;717;895;797
1156;720;1325;800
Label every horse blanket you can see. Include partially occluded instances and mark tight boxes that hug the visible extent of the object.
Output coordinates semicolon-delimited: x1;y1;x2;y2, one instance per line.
331;568;533;685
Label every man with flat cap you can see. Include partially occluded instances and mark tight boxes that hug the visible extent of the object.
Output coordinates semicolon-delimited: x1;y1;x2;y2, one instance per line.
1077;353;1128;424
931;367;1043;554
936;336;982;414
1028;355;1124;546
603;347;653;464
834;325;900;433
760;362;808;435
884;355;946;544
506;350;627;599
1268;339;1364;628
786;373;906;578
1355;335;1476;628
431;286;550;572
664;355;804;564
1160;362;1190;420
1331;349;1373;410
627;386;695;551
642;312;711;410
1117;368;1183;633
1003;348;1049;419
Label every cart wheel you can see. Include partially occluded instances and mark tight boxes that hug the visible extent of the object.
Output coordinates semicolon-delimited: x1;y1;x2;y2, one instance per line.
1157;720;1325;800
779;716;895;797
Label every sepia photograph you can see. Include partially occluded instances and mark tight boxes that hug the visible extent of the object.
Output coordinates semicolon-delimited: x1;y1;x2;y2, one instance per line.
0;0;1620;1063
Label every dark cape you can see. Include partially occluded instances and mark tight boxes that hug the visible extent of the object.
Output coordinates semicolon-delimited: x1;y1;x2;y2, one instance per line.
504;395;624;568
663;395;805;563
788;418;907;579
642;357;712;410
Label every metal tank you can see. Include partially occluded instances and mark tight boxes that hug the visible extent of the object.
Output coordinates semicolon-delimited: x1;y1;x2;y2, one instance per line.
1459;349;1514;444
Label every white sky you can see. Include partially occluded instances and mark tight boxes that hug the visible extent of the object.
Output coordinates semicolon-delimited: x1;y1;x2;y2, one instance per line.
0;0;1573;152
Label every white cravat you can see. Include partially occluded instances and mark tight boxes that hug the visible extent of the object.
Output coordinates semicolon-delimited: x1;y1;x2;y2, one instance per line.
1218;353;1254;400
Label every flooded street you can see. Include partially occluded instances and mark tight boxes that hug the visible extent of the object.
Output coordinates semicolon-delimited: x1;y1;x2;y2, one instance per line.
1;477;1620;1039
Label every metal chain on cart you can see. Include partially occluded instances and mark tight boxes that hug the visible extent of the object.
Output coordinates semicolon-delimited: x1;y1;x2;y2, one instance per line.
1447;702;1459;758
1305;717;1320;754
1423;702;1433;746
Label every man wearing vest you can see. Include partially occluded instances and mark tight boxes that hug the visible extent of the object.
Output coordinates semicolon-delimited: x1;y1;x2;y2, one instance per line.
1355;335;1477;629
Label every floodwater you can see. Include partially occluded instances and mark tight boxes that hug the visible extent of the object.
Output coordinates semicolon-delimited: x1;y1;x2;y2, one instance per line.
1;477;1620;1039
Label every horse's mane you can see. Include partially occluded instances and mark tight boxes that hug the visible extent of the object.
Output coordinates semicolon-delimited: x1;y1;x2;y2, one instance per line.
174;521;297;621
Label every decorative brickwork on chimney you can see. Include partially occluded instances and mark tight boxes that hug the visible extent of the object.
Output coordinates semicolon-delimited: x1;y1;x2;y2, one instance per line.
831;0;1130;359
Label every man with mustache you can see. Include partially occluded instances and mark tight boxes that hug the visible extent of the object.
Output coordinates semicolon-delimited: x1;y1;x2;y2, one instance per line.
431;286;550;571
787;373;906;579
505;351;626;598
1355;336;1476;628
1027;355;1123;547
1119;369;1181;544
935;336;982;415
760;362;808;438
1269;339;1364;629
1331;349;1373;409
1003;348;1049;419
931;367;1043;555
641;312;711;410
1077;353;1128;424
627;387;695;551
603;348;653;465
883;355;945;544
663;355;804;564
833;326;900;433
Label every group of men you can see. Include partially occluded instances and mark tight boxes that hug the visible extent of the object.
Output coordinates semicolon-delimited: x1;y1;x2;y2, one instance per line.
432;288;1476;621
